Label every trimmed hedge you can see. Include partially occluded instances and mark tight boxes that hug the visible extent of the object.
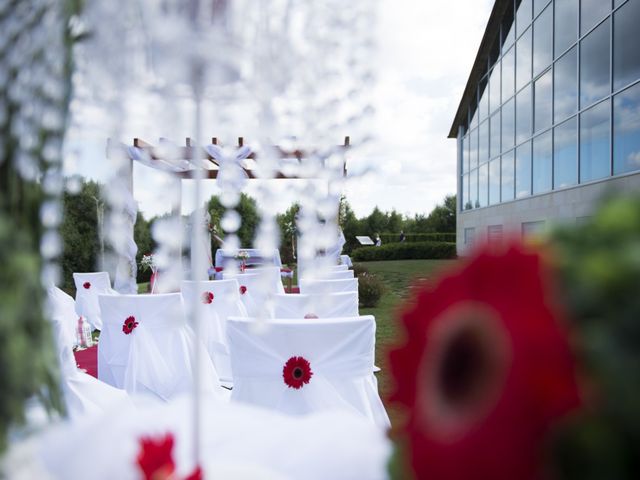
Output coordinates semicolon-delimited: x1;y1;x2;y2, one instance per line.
351;241;457;261
378;233;456;244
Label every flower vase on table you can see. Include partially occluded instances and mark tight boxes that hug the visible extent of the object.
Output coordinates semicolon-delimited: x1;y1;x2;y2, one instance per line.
235;250;250;273
140;254;157;294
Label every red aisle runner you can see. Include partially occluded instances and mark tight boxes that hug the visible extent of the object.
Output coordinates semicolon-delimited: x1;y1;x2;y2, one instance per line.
74;345;98;378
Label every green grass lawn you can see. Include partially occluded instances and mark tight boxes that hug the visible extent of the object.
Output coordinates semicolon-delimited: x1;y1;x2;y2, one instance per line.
357;259;457;427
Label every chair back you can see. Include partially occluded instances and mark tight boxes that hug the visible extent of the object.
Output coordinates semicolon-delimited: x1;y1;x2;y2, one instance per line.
271;292;358;319
182;279;247;382
224;270;281;317
227;316;389;428
299;278;358;295
73;272;113;330
98;293;221;400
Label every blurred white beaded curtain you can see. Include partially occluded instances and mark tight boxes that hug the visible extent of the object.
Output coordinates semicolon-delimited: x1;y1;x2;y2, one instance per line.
0;0;68;290
249;0;378;282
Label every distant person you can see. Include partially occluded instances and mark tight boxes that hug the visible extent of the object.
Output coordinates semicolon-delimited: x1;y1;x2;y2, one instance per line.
399;230;406;242
375;234;382;247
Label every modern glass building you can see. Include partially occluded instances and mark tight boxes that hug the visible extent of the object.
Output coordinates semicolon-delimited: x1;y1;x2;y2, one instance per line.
449;0;640;254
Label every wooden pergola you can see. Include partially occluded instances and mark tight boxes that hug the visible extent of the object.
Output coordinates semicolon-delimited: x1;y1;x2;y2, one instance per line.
106;136;350;289
121;136;350;179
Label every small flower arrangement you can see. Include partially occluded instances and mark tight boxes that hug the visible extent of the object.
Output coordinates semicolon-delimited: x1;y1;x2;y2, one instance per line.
235;250;250;261
140;253;156;272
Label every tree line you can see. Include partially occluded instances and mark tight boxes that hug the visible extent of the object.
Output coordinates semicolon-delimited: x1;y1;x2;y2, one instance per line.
60;179;455;290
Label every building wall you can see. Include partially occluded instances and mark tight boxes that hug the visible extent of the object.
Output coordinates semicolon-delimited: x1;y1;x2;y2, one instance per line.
455;0;640;254
457;170;640;255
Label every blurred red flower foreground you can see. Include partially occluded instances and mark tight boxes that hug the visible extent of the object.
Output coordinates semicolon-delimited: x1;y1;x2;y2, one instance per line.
136;432;202;480
389;243;581;480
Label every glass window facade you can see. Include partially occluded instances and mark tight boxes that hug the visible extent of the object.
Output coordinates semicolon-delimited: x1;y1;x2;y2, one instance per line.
501;150;515;201
580;99;610;182
533;3;553;77
516;141;532;198
502;98;515;150
613;82;640;175
555;0;578;56
489;158;501;205
534;69;553;132
533;130;553;194
580;0;610;35
613;0;640;91
554;46;578;122
554;117;578;188
459;0;640;213
580;19;610;108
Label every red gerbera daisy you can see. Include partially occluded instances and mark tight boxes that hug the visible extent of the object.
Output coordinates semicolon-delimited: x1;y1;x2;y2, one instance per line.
136;433;175;480
202;291;214;304
239;285;247;295
388;242;580;480
83;281;91;289
184;466;203;480
122;315;139;335
283;356;313;389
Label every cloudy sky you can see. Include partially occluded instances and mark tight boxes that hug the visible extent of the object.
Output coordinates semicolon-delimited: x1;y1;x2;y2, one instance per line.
67;0;494;219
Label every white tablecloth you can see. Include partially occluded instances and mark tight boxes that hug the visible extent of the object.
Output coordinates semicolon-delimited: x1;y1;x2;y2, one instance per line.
214;249;282;268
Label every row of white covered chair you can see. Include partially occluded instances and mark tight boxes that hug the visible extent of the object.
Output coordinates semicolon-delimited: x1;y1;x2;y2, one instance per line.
62;267;389;428
95;289;388;428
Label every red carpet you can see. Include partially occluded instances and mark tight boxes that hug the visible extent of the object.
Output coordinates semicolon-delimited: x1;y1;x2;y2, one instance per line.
74;345;98;378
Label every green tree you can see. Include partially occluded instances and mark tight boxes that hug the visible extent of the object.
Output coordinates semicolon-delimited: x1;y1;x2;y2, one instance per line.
276;203;300;265
365;206;387;237
424;194;456;233
387;209;404;234
59;180;102;292
206;193;259;254
339;197;362;254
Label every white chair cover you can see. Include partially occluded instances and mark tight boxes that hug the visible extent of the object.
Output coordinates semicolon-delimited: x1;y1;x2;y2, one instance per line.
46;287;130;419
339;255;353;267
227;316;390;429
28;396;390;480
73;272;116;330
299;278;358;295
224;269;284;317
271;292;358;319
181;279;247;383
97;293;222;401
329;264;349;271
309;270;354;280
46;286;79;347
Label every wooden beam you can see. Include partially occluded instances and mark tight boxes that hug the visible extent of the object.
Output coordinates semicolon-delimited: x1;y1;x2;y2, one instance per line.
127;137;350;178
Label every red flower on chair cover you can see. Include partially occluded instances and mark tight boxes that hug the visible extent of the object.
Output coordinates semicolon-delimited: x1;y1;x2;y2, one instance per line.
83;281;91;289
304;313;319;319
283;356;313;389
202;291;214;304
122;315;139;335
136;432;202;480
239;285;247;295
136;433;175;480
388;243;581;480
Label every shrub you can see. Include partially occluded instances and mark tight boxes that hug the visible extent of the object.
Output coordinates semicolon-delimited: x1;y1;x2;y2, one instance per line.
378;232;456;244
358;272;385;308
352;263;369;277
351;241;457;262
